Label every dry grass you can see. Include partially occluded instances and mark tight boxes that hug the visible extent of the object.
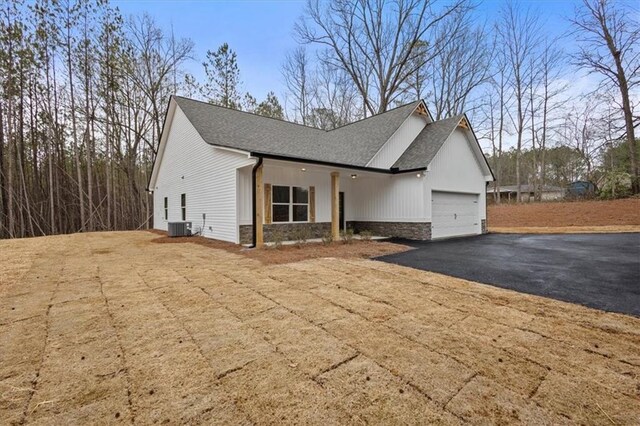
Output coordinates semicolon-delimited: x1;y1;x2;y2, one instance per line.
488;198;640;229
1;231;639;425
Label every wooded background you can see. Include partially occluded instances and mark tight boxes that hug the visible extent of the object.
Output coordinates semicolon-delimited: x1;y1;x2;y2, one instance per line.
1;0;638;239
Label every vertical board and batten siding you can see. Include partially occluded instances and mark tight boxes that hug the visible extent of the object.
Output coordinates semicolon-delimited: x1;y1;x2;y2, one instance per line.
367;113;427;169
348;173;426;222
424;128;487;223
238;160;337;224
237;166;253;226
153;105;254;243
236;160;424;225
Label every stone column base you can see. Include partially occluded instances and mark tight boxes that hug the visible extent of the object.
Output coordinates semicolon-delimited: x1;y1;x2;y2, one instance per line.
347;221;431;240
239;222;331;245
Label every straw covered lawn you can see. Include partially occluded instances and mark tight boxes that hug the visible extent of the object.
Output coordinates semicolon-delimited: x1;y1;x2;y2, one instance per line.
1;231;639;424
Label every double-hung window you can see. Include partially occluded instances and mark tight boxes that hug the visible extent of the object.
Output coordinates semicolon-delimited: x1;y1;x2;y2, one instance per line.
164;197;168;220
272;186;308;222
181;193;186;221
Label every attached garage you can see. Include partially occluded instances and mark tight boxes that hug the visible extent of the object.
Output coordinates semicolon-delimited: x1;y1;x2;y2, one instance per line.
431;191;480;239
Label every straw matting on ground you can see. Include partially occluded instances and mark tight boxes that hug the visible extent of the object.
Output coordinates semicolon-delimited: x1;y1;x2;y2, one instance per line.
488;197;640;227
489;225;640;234
1;231;639;424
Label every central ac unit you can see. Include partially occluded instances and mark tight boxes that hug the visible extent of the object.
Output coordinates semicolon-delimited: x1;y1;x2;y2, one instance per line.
168;222;192;237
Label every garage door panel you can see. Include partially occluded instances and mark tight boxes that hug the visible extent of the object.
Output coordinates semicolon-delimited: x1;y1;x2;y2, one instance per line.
431;191;480;239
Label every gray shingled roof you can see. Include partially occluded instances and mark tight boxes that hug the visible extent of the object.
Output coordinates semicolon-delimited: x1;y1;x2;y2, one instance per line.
392;114;463;170
174;96;422;168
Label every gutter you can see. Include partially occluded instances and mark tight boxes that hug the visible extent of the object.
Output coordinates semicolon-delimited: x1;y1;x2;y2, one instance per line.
250;156;263;248
249;151;425;175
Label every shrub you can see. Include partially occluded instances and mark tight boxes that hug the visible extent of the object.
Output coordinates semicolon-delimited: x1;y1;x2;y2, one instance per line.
599;171;632;199
291;227;311;248
340;228;354;244
270;229;284;249
359;230;372;241
321;231;333;245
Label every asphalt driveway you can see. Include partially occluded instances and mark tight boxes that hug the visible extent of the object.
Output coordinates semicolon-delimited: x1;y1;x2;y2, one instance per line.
378;233;640;316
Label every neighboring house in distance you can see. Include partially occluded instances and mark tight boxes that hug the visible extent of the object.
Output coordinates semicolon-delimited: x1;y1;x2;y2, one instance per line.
148;96;494;246
487;184;566;203
568;180;596;198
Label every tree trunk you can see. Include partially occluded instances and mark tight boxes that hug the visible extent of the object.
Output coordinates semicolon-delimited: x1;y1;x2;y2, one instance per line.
601;19;639;193
67;18;86;232
0;102;6;237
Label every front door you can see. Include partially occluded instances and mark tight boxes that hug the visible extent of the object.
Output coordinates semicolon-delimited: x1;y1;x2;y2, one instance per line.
339;192;345;231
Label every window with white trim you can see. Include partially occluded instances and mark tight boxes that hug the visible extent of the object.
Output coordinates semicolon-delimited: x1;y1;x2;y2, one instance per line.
272;185;308;222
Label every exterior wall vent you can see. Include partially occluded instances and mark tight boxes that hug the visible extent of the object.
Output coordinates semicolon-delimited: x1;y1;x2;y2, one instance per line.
168;222;192;237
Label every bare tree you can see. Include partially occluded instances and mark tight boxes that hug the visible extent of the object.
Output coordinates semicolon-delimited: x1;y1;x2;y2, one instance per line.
424;5;494;119
125;13;193;153
282;47;314;125
571;0;639;193
59;0;86;230
532;39;568;200
496;1;542;202
0;0;201;239
309;63;360;129
561;100;607;181
295;0;463;115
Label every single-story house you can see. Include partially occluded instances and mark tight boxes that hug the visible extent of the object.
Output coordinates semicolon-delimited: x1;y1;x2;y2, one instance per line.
148;96;494;246
487;184;566;203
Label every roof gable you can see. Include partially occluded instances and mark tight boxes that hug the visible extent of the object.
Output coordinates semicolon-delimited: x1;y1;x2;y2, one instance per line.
392;114;463;170
173;96;421;168
392;113;493;179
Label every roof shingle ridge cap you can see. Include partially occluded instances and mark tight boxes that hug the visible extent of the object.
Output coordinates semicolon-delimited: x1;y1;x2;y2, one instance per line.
172;95;325;133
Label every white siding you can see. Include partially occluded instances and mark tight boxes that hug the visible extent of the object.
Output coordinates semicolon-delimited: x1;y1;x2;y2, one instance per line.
367;113;427;169
348;173;426;222
237;165;253;226
238;160;335;225
263;163;334;222
238;160;426;225
425;128;487;222
152;105;254;243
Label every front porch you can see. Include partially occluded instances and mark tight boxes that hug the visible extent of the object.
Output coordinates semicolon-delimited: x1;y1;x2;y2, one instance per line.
237;158;430;246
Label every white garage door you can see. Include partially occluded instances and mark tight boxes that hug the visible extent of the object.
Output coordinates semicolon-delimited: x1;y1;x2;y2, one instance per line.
431;191;480;239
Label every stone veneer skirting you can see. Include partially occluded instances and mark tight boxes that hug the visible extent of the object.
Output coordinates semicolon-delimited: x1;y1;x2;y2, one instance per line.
481;219;487;234
239;222;331;245
347;221;432;241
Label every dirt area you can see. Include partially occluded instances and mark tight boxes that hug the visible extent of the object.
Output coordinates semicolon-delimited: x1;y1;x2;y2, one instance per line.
149;231;412;265
1;231;639;425
488;198;640;230
491;225;640;234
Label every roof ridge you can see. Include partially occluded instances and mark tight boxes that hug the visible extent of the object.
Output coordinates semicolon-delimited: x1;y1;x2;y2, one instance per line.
327;100;422;132
172;95;325;133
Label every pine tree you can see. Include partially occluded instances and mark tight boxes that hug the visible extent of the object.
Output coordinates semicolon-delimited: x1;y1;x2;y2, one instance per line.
255;91;284;119
202;43;241;109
